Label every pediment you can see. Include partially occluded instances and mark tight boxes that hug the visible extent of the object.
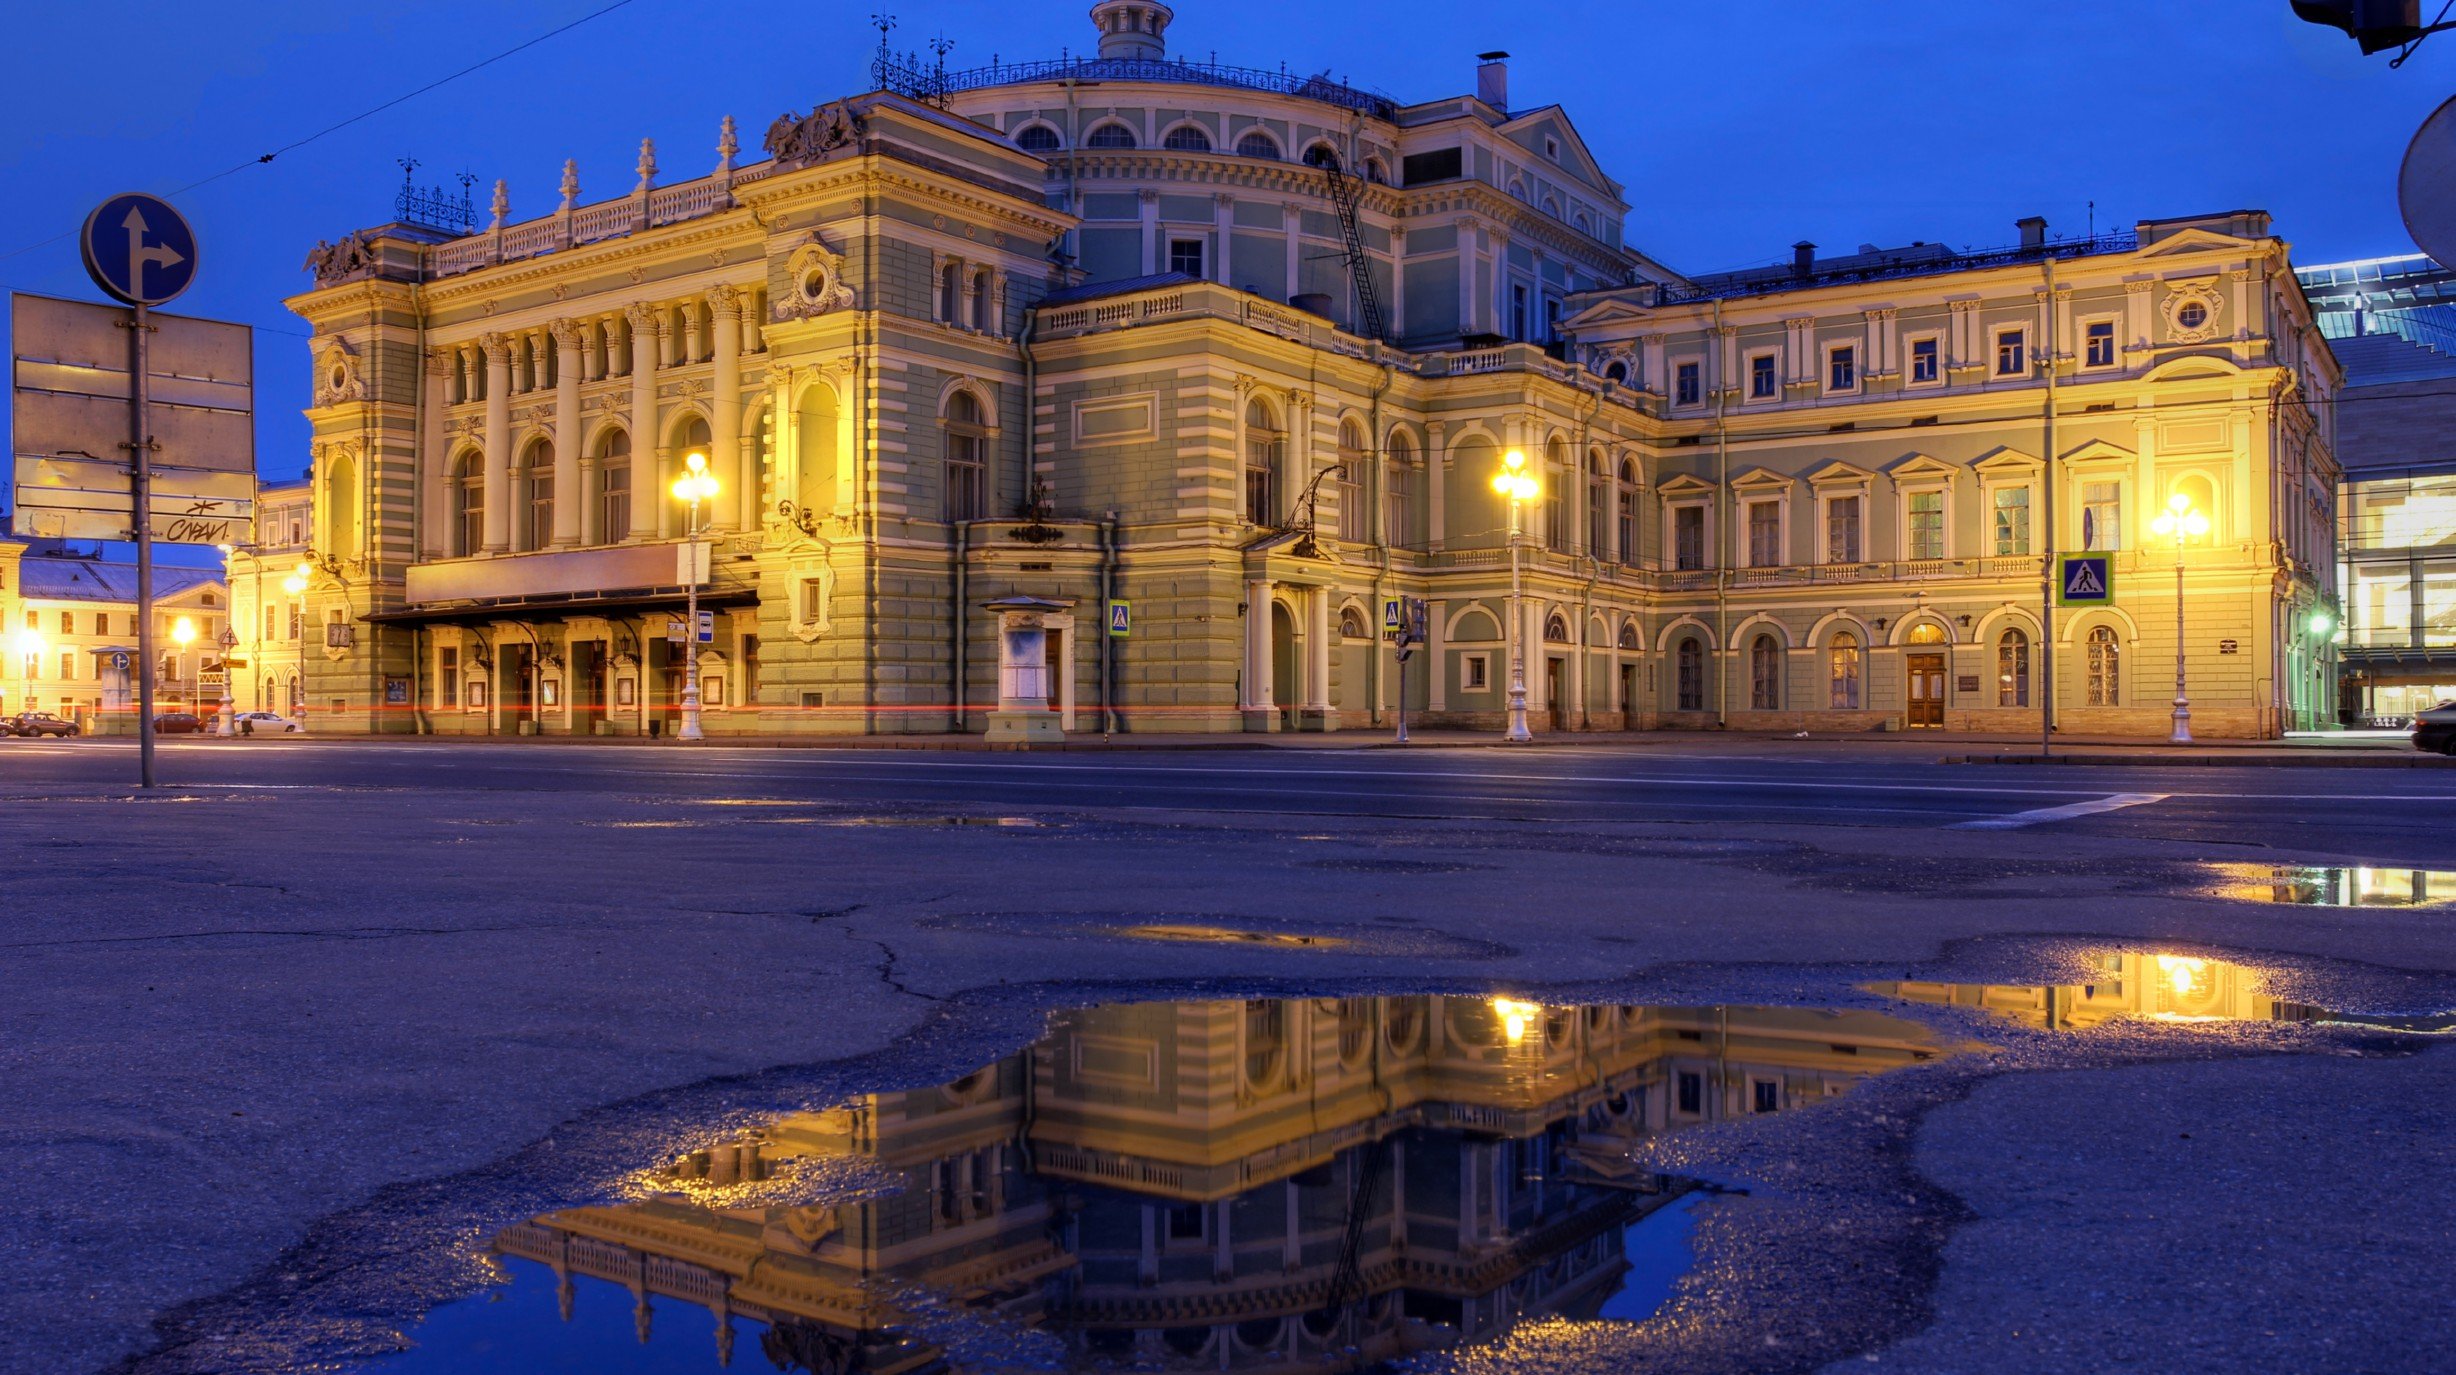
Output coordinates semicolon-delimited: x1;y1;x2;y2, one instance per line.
2135;227;2256;258
2059;438;2136;466
1730;465;1793;491
1805;459;1877;486
1885;452;1960;479
1971;445;2043;472
1657;472;1717;496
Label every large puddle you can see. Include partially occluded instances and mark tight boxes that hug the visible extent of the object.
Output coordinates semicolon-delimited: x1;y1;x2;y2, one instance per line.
345;996;1948;1373
329;961;2443;1374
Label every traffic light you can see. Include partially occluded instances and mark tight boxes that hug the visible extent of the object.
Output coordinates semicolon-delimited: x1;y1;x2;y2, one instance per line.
2294;0;2431;54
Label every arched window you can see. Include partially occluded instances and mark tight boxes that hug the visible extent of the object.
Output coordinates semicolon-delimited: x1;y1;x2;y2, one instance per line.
1602;359;1629;384
1545;613;1570;643
1242;1000;1284;1088
1675;638;1704;711
1829;632;1862;709
1162;124;1212;152
1014;123;1061;153
795;383;840;518
1363;157;1390;185
672;414;712;537
1616;460;1638;563
1236;130;1282;160
596;428;631;542
452;450;484;556
322;451;359;561
1586;450;1607;555
1997;628;2031;707
1384;431;1417;548
1618;622;1641;651
1302;142;1341;171
2086;626;2120;706
1336;420;1367;542
1750;634;1781;710
1244;398;1281;526
971;268;997;336
1544;438;1568;551
943;390;988;522
1084;121;1137;150
1337;606;1366;639
521;437;554;551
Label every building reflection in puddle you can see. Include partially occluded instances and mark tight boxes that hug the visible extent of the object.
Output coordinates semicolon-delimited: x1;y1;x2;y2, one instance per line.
363;997;1948;1373
1875;950;2454;1032
2197;863;2456;908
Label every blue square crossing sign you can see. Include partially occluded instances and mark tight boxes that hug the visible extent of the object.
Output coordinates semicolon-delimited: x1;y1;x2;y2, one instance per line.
2058;554;2111;606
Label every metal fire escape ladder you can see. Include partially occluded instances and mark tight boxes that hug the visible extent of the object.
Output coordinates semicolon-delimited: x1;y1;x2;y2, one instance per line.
1322;159;1387;342
1319;1137;1392;1319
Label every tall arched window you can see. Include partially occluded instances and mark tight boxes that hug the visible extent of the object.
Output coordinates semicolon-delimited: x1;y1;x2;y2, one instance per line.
1085;121;1137;149
1336;420;1367;542
971;268;997;336
521;437;554;551
596;428;631;542
1385;431;1417;548
322;451;359;561
2086;626;2120;706
1302;142;1341;171
1829;632;1862;709
1236;130;1282;160
1244;399;1281;526
1586;450;1608;555
452;450;484;556
1676;638;1704;712
1014;123;1060;153
1997;628;2031;707
1616;460;1638;564
1544;437;1568;551
795;383;840;518
671;414;712;538
943;390;988;522
1750;634;1781;710
1162;124;1212;152
938;262;963;324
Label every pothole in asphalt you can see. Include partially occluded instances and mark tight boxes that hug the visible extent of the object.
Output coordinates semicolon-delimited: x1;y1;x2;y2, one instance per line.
2194;863;2456;908
923;912;1515;959
327;994;1952;1375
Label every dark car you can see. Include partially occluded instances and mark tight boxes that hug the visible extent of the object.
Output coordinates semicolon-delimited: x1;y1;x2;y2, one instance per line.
151;712;208;734
5;712;80;738
2414;701;2456;756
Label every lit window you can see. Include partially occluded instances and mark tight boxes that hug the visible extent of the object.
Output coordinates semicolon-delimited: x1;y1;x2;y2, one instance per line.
1995;329;2026;377
1828;633;1862;710
1749;353;1777;399
1907;491;1945;560
1910;337;1940;384
1827;345;1856;392
2086;626;2120;706
2082;481;2122;551
1998;630;2030;707
1993;486;2032;556
2085;320;2116;368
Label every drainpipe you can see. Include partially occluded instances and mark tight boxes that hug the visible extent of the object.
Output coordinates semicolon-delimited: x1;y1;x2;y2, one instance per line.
1016;308;1038;508
1712;297;1730;728
2040;256;2058;756
952;520;969;734
1098;511;1118;736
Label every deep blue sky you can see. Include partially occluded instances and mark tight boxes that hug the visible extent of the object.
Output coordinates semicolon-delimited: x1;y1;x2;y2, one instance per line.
3;0;2448;490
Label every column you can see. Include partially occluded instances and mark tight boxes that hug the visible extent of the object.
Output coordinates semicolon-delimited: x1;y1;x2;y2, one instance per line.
1243;579;1272;714
1455;220;1478;336
481;333;512;554
1140;190;1162;277
551;320;583;547
1211;194;1233;283
710;287;743;530
1283;204;1302;302
1305;587;1331;714
421;349;451;558
1427;421;1448;551
1427;597;1447;712
626;304;660;540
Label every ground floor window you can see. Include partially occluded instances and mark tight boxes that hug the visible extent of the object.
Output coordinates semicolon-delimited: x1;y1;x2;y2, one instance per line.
1997;629;2030;707
1749;634;1781;709
1676;639;1704;711
1829;634;1862;710
2086;626;2120;706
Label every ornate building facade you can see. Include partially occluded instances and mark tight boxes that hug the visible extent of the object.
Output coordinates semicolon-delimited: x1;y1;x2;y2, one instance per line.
276;2;2339;737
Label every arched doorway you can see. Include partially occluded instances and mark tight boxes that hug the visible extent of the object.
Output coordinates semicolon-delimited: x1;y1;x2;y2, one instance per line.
1270;603;1297;730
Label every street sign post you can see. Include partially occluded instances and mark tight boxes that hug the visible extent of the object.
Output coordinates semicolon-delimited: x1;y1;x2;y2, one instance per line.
695;610;715;644
1391;595;1427;743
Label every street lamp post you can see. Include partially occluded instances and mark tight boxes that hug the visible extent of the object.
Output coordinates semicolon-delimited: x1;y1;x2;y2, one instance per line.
1490;449;1539;744
215;625;238;735
283;569;309;731
671;450;720;743
2149;492;2211;745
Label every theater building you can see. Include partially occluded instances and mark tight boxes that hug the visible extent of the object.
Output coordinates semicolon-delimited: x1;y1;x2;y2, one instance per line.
276;2;2339;737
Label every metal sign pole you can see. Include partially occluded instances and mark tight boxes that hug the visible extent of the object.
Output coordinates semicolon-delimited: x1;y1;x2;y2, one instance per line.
129;301;157;787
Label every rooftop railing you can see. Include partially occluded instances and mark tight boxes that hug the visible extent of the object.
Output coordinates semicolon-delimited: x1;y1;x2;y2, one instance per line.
1658;232;2140;306
873;51;1398;120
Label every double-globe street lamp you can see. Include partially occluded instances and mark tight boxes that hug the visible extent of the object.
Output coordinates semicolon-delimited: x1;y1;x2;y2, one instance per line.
671;450;720;743
2149;491;2211;745
1489;449;1539;744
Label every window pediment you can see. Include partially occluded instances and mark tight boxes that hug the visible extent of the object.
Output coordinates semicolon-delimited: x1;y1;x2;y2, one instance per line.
1886;452;1959;481
1806;460;1877;487
1657;473;1716;497
2059;438;2137;467
1731;466;1792;492
1971;445;2043;474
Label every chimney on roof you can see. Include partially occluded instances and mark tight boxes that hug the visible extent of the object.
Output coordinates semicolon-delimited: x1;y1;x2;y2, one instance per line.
1477;51;1509;110
2017;215;2047;249
1793;241;1816;278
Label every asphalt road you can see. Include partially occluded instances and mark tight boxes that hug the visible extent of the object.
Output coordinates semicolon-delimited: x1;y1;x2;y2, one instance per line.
7;735;2455;862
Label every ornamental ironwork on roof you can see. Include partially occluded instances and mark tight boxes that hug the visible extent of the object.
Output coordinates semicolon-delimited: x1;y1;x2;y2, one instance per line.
871;49;1398;121
1655;230;2141;306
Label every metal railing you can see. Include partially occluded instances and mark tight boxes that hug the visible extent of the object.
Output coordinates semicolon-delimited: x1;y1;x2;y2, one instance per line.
1659;232;2139;305
873;51;1398;119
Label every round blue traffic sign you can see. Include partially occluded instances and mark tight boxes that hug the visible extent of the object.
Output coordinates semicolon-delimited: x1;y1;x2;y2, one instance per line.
80;193;197;307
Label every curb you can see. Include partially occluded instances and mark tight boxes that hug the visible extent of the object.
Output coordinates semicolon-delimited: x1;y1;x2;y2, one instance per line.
1943;752;2455;769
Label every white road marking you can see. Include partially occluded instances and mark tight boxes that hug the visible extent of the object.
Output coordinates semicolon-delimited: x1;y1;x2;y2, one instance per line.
1950;793;2170;830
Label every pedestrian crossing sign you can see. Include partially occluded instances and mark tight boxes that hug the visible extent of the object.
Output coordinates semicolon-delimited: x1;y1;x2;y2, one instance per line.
1107;601;1131;637
2058;554;2111;605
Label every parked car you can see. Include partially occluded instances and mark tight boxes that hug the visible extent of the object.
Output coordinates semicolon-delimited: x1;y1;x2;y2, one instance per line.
2414;701;2456;756
232;711;301;734
151;712;209;734
4;712;80;738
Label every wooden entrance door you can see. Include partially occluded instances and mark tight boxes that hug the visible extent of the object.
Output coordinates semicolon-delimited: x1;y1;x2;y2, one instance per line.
1906;653;1946;728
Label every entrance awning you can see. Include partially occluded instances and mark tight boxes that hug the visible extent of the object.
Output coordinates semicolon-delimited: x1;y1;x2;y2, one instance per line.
361;584;757;628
